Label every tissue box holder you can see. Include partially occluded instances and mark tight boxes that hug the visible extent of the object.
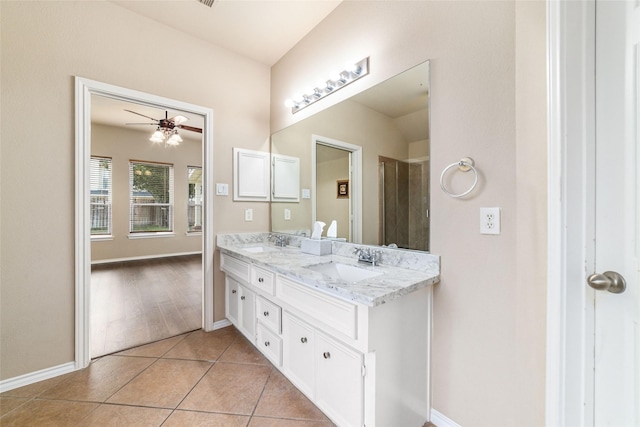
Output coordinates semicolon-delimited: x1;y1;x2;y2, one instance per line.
301;239;332;256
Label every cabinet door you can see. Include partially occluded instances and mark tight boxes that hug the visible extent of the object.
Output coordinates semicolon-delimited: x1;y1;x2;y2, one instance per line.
238;285;256;341
226;277;240;327
282;313;315;398
315;332;364;427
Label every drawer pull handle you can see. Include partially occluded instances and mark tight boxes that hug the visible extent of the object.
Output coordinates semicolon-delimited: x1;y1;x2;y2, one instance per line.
301;337;307;344
231;290;237;294
263;311;269;317
240;296;245;301
323;352;331;359
258;277;264;283
264;341;270;347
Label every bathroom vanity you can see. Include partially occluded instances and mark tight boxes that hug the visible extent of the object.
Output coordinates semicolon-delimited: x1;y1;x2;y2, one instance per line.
217;233;440;427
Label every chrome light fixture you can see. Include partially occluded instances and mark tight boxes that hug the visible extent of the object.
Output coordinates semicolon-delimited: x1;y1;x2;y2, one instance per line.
285;57;369;114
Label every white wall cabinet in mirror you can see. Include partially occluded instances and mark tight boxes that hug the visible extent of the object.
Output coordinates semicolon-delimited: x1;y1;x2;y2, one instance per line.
234;147;270;201
272;154;300;202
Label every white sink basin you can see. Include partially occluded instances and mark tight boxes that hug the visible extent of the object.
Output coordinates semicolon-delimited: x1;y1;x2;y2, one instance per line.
242;245;278;253
306;262;383;282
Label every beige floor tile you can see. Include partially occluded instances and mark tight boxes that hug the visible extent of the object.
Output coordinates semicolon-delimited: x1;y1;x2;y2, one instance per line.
218;335;272;365
0;396;30;416
254;370;331;422
115;334;187;358
0;399;98;427
163;410;250;426
248;417;334;427
106;358;211;409
179;362;271;415
40;355;155;402
75;403;172;426
163;328;239;361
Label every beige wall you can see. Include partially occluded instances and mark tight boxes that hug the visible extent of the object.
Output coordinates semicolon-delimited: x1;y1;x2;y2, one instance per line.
91;124;202;261
0;1;270;380
271;1;547;425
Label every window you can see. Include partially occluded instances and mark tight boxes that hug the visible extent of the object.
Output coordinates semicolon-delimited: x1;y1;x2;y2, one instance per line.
90;156;112;236
129;161;174;233
188;166;203;233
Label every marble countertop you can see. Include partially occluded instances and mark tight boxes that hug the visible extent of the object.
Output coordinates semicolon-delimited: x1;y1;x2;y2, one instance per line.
217;234;440;307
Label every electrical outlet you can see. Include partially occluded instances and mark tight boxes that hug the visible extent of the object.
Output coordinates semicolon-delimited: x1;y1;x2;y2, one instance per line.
244;208;253;222
284;209;291;220
480;207;501;235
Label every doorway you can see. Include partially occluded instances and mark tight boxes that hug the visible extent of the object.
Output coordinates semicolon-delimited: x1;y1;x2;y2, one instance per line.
89;96;204;357
311;135;362;243
75;77;215;369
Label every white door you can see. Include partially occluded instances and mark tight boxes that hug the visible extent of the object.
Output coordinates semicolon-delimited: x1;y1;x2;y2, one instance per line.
590;0;640;425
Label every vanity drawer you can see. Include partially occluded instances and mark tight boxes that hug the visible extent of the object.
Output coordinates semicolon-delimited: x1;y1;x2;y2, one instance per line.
276;276;357;339
251;265;276;295
220;253;250;283
257;323;282;367
256;296;282;333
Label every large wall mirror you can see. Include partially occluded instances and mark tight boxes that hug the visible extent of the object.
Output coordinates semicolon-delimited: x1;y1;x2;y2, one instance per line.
271;60;430;251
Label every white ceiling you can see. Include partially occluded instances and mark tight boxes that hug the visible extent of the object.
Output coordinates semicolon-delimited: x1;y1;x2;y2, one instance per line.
111;0;343;66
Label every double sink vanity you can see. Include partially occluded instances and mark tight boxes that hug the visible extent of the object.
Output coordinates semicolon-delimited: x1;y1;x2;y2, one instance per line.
217;233;440;427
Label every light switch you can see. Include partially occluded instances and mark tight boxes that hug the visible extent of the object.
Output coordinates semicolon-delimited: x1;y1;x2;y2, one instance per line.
216;183;229;196
302;189;311;199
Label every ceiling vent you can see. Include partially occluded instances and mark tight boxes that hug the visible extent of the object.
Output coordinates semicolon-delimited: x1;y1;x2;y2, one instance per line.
197;0;214;7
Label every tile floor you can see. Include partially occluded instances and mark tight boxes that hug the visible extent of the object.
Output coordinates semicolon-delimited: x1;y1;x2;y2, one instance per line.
0;326;335;426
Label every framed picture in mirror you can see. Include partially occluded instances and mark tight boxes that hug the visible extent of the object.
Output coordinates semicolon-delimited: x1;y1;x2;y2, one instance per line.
337;180;349;198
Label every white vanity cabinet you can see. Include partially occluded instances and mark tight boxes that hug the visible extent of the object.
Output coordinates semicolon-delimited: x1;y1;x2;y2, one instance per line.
283;311;364;426
225;276;255;341
220;251;432;427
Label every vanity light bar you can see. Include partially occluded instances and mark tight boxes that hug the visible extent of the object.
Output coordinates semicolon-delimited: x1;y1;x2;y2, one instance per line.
285;57;370;114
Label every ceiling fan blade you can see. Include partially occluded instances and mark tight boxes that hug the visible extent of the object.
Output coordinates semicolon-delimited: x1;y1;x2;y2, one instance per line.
177;124;203;134
124;109;159;122
169;114;189;125
126;122;157;126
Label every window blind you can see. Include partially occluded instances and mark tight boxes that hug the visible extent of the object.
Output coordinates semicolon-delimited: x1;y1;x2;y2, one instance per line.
129;160;174;233
187;166;203;232
90;156;112;236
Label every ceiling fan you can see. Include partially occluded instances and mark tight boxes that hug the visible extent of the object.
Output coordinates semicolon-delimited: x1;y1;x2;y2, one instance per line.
125;109;202;146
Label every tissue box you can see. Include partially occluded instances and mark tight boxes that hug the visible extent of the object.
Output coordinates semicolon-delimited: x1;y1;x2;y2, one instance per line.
301;238;332;256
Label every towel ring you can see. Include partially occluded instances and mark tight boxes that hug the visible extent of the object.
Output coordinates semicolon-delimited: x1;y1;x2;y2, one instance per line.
439;157;478;198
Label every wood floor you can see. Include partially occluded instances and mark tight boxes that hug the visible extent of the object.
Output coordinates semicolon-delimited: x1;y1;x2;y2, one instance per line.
90;254;202;358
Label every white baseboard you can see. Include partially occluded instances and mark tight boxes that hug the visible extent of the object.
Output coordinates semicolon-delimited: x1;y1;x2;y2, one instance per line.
0;362;76;393
212;318;232;330
91;251;202;265
431;409;462;427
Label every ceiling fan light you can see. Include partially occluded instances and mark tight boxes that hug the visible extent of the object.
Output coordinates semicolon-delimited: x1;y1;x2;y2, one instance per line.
173;115;189;124
167;132;182;146
150;130;165;143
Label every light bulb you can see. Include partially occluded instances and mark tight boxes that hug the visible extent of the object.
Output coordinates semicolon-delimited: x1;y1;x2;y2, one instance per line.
284;99;295;108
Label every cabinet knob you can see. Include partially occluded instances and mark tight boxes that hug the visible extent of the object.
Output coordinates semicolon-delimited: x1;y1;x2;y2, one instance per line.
240;296;245;301
323;352;331;359
258;277;264;283
263;311;269;317
264;341;270;347
300;337;307;344
232;290;237;294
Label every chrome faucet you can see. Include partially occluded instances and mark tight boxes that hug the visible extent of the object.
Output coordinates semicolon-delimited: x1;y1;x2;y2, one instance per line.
353;247;382;266
269;234;288;247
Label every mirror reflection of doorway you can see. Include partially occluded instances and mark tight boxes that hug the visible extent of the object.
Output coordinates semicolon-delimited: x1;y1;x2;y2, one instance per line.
89;95;203;358
316;144;352;241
